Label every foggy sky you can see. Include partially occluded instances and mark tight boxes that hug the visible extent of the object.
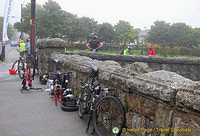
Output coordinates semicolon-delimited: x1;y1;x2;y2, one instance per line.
1;0;200;29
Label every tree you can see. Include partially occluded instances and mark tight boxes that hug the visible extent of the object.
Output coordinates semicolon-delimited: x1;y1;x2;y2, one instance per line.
0;17;3;41
118;29;138;47
147;21;171;46
70;17;98;42
114;20;132;35
96;23;115;43
114;20;138;46
12;0;140;46
37;0;72;38
147;21;200;47
14;0;73;39
170;23;198;47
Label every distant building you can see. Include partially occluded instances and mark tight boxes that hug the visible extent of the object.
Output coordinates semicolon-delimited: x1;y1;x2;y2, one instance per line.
138;29;150;45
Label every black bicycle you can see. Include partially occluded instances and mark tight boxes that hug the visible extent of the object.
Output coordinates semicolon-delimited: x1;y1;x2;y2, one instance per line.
78;66;125;136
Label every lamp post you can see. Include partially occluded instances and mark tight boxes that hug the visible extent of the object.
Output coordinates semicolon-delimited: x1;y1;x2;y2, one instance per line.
31;0;36;57
20;3;23;40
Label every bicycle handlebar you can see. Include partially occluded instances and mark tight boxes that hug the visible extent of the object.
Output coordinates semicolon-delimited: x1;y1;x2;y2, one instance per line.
80;81;116;92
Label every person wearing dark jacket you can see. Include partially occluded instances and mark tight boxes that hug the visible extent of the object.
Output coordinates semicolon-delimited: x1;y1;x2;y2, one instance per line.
86;36;103;52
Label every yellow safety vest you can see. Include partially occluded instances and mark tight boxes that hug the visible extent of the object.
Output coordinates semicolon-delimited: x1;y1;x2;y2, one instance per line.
123;49;129;55
19;43;26;52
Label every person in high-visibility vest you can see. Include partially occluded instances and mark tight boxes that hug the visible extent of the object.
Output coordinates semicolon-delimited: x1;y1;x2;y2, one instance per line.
19;40;26;56
123;46;132;55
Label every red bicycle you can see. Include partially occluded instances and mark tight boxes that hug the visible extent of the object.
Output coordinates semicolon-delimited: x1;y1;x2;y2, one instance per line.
20;53;41;92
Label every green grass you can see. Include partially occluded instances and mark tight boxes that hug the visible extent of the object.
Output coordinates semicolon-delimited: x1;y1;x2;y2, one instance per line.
132;50;142;55
66;49;200;58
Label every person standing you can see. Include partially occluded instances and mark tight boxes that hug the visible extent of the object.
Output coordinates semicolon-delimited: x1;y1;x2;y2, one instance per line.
147;44;155;56
19;40;26;57
86;36;103;52
26;37;31;55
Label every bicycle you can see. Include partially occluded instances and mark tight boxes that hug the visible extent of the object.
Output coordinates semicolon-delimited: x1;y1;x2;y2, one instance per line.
20;52;40;93
11;50;35;79
78;66;125;136
21;53;36;90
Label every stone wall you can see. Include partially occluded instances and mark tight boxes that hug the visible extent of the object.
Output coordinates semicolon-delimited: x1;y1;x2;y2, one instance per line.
37;39;200;136
37;38;68;75
75;51;200;81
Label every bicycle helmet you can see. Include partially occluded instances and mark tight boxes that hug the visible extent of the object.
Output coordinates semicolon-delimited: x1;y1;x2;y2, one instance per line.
93;36;98;39
128;46;132;50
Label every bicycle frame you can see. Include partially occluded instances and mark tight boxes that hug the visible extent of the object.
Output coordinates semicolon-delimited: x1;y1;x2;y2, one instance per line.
21;52;36;90
78;66;101;132
22;63;33;89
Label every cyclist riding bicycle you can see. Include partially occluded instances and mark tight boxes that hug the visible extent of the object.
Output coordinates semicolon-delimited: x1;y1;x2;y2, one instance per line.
86;36;103;52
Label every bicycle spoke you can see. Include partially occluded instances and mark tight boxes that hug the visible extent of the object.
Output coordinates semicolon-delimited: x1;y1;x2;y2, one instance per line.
94;96;125;136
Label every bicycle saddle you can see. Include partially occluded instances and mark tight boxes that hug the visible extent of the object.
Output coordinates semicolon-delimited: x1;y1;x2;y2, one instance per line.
91;66;99;78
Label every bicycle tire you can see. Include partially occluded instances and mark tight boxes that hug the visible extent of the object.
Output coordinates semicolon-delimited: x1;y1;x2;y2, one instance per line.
93;96;125;136
12;60;19;73
78;87;91;119
18;59;25;79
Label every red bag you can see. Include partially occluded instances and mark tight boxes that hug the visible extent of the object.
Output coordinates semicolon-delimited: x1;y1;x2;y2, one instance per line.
9;69;16;75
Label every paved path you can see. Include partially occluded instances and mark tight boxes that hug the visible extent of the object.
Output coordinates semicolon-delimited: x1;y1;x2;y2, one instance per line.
0;46;93;136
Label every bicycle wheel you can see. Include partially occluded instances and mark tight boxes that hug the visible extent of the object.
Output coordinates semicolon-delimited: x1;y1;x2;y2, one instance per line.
93;96;125;136
78;87;91;119
18;59;25;79
12;60;19;73
26;54;35;78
